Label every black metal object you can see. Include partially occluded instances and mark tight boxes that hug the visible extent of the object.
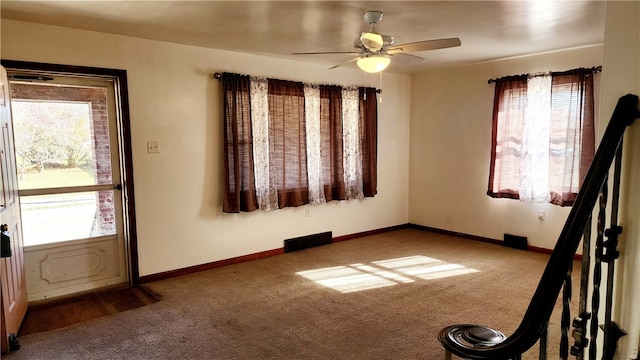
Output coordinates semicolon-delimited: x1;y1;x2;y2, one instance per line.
284;231;332;253
438;94;640;359
539;323;548;360
8;333;20;351
212;72;383;94
571;313;590;358
560;267;572;359
8;75;53;81
601;143;627;358
503;234;528;250
589;182;607;360
601;322;627;360
570;214;592;359
1;224;11;258
487;66;602;84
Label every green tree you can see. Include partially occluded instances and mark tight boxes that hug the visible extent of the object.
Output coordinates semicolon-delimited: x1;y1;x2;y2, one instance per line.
12;101;92;172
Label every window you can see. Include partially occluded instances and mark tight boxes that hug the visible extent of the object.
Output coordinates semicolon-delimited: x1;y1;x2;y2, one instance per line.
222;73;378;213
487;68;596;206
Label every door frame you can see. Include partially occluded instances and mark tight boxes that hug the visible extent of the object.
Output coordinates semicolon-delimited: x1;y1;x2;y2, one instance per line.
0;59;140;287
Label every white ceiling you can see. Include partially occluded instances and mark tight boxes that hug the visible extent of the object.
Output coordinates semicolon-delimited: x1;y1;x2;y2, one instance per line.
0;1;607;74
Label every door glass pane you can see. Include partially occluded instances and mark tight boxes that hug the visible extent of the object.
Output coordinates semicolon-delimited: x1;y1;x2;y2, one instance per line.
10;82;117;247
10;84;113;190
20;190;117;246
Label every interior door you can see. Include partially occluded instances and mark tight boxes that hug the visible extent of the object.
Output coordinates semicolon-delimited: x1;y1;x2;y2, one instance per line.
0;65;28;353
7;72;128;302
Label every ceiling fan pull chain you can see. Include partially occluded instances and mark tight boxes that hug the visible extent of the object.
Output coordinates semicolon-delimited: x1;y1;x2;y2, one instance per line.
379;72;383;104
364;72;368;100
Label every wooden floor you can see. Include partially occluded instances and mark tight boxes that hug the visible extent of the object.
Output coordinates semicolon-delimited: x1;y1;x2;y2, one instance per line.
19;286;160;336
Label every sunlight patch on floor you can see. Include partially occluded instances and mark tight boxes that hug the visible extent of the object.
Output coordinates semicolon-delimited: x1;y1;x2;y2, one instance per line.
296;255;479;293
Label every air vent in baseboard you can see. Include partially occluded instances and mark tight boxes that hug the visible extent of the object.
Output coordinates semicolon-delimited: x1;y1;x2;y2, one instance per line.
503;234;528;250
284;231;332;253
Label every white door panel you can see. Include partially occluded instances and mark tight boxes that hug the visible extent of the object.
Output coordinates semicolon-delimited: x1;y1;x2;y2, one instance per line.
24;236;125;301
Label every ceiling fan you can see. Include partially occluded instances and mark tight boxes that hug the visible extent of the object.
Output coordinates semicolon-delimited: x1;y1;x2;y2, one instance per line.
292;10;461;73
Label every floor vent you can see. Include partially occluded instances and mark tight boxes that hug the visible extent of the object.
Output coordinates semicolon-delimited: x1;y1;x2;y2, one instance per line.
284;231;332;253
503;234;528;250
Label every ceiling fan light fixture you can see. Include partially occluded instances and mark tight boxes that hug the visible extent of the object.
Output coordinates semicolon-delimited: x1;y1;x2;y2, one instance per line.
357;55;391;73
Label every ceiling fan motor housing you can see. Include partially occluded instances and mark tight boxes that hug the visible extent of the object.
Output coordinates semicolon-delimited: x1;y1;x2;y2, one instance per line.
363;11;383;24
356;12;395;52
355;34;394;52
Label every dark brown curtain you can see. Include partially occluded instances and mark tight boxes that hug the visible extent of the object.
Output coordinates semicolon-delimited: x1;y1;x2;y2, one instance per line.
487;75;528;200
359;87;378;197
319;85;345;201
267;79;308;207
548;69;595;205
222;72;258;213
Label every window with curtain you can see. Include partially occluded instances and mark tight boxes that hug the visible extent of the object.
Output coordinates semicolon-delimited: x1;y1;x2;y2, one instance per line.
487;68;596;206
222;72;378;213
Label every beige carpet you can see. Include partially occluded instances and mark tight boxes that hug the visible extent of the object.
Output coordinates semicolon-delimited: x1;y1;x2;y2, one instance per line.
5;228;579;359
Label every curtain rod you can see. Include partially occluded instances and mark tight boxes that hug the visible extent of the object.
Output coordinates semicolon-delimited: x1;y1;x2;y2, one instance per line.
487;66;602;84
213;72;382;94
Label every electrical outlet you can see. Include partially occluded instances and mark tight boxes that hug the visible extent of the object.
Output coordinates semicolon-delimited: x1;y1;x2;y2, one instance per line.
305;208;310;217
147;141;160;153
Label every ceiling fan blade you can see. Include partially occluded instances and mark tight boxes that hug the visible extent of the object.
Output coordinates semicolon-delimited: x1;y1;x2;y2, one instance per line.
388;37;461;54
329;57;361;70
292;51;359;55
390;53;426;65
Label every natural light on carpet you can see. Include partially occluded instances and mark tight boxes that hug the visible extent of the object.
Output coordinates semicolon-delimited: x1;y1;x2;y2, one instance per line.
296;255;479;293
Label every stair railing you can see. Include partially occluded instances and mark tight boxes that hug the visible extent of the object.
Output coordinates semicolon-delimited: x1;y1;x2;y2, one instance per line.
438;94;640;360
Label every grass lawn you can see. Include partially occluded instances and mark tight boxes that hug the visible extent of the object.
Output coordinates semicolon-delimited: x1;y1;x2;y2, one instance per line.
19;167;96;189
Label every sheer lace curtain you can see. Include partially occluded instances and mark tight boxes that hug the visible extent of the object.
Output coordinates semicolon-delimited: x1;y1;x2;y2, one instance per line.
222;72;378;213
304;84;324;205
487;68;595;206
342;87;363;200
250;77;277;211
520;74;552;203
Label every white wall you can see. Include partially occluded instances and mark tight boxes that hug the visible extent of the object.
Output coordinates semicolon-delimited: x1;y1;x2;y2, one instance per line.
409;46;604;250
0;19;411;276
599;2;640;359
